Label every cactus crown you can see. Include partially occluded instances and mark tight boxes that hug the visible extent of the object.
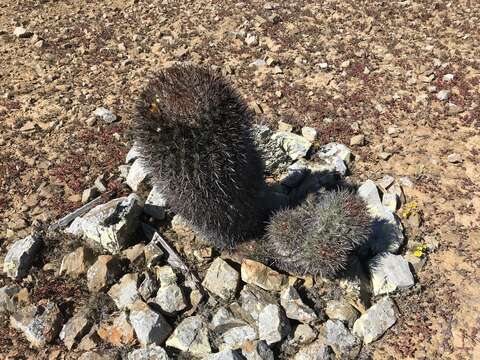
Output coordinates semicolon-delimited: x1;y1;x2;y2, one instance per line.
262;189;372;277
132;64;267;249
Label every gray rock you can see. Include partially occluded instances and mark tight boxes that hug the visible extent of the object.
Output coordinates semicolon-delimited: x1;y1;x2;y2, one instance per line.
382;192;398;212
293;324;317;345
0;286;20;313
245;33;258;46
378;175;395;189
87;255;124;292
13;26;32;38
280;286;317;323
358;180;404;254
67;194;143;254
370;253;415;295
447;153;463;163
278;121;293;132
129;300;172;346
59;311;92;350
436;89;450;101
325;300;360;328
10;302;63;348
94;175;107;193
241;340;274;360
3;234;42;279
294;337;334;360
202;258;240;301
240;284;277;322
94;107;117;123
108;273;140;310
272;132;312;160
144;242;165;268
155;284;187;314
316;142;352;165
252;125;291;174
353;297;397;344
322;320;361;359
212;307;244;329
218;324;257;351
145;187;167;220
127;345;170;360
301;126;317;142
258;304;290;345
119;164;131;178
249;59;267;68
241;259;287;292
126;159;149;191
204;350;243;360
60;246;96;278
82;187;100;204
350;134;365;146
138;271;158;301
155;265;177;286
126;144;141;163
166;316;211;355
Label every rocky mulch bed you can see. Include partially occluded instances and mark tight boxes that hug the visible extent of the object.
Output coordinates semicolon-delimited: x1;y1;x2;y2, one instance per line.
0;122;430;359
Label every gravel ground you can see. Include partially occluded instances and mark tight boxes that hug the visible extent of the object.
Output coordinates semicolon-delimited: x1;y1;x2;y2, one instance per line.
1;0;479;358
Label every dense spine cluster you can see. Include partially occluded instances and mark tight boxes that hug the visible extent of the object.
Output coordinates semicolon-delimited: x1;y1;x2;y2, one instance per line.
132;65;268;249
261;189;372;277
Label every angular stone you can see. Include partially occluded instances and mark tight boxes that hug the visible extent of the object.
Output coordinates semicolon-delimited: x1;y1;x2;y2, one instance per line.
108;273;140;310
166;316;211;355
126;159;149;191
138;271;158;301
278;121;293;132
301;127;317;142
258;304;290;345
87;255;124;292
67;194;143;254
155;284;187;314
241;340;274;360
78;325;101;351
280;286;317;323
94;107;117;123
316;142;352;165
3;234;42;279
59;311;92;350
155;265;177;286
272;132;311;160
129;300;172;346
202;258;240;300
353;297;397;344
82;187;100;204
98;311;136;346
127;345;170;360
0;285;21;313
126;144;141;164
382;193;398;212
145;187;167;220
10;302;63;348
78;351;105;360
350;134;365;146
122;243;145;264
240;284;276;322
60;246;96;278
378;175;395;189
144;242;165;268
322;320;361;359
204;350;243;360
370;253;414;295
325;300;360;328
218;324;257;351
13;26;33;38
294;337;334;360
358;180;404;254
293;324;317;345
241;259;287;292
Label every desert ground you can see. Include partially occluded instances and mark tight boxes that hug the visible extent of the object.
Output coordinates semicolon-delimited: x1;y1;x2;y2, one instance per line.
0;0;479;359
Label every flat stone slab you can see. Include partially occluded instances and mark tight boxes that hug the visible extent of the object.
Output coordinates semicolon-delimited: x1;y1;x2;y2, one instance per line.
202;258;240;301
67;194;143;254
353;297;397;344
370;253;415;295
241;259;287;292
166;316;211;356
